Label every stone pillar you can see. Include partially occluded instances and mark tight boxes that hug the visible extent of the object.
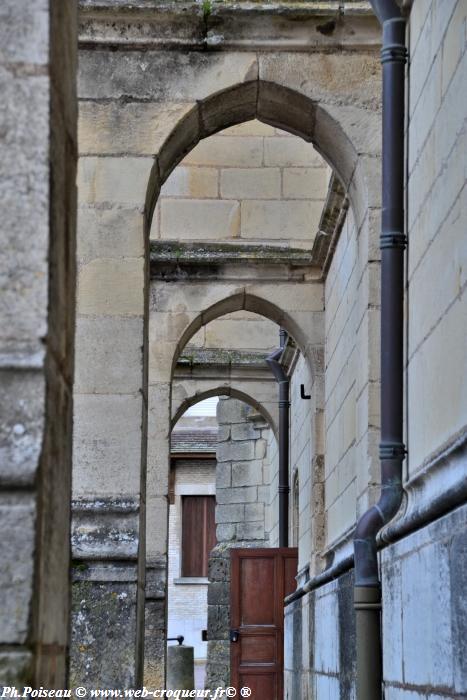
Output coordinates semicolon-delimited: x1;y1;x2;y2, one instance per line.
205;398;271;689
70;152;154;682
144;373;172;688
0;0;77;686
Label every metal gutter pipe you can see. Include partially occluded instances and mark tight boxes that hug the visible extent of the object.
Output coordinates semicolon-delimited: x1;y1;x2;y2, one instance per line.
266;340;290;547
353;2;408;699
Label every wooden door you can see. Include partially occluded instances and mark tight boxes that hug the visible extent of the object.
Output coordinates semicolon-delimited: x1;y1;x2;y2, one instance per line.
230;548;298;700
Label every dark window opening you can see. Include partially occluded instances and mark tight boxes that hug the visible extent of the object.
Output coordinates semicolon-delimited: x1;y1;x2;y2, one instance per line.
181;495;217;577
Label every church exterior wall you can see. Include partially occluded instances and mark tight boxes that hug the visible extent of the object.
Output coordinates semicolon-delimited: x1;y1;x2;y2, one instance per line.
284;2;467;698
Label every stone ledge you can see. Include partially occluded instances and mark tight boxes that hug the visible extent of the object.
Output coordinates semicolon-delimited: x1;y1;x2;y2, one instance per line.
150;240;318;280
79;1;379;52
71;497;140;561
151;240;314;265
177;347;270;368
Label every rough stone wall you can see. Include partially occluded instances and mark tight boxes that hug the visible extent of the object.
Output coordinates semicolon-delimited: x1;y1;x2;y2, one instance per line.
205;398;272;690
215;398;271;544
151;119;330;248
0;0;77;686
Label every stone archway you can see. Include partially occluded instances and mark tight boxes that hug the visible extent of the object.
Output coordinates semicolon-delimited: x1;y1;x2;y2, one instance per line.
172;387;278;439
73;14;381;684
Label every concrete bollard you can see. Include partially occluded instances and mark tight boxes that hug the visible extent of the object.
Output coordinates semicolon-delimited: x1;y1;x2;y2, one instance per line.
166;644;195;691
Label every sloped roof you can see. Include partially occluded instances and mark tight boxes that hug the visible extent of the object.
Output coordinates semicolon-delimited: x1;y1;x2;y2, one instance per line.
171;429;218;454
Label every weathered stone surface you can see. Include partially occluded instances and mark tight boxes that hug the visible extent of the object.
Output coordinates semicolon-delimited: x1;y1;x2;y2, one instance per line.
205;640;230;690
79;50;258;103
160;199;240;240
216;463;231;489
236;520;265;540
217;441;256;463
0;372;45;486
244;502;265;523
451;530;467;694
71;497;139;560
184;135;263;168
161;165;218;199
1;0;77;686
0;650;33;686
79;101;195;156
0;495;36;644
73;394;143;497
70;580;138;688
77;258;145;316
208;582;230;607
220;167;281;200
208;554;230;584
200;81;258;137
0;0;49;64
75;316;144;394
216;485;257;505
231;422;259;441
231;460;263;487
338;571;356;700
78;156;152;206
216;503;245;524
215;523;235;542
207;604;230;641
241;200;323;240
77;206;145;263
283;166;330;200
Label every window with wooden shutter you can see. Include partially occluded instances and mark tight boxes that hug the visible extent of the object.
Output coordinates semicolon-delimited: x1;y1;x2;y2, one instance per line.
181;495;217;577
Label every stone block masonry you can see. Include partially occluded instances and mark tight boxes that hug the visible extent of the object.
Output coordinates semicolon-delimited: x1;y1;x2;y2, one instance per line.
214;398;271;544
0;0;77;687
152;121;331;248
205;398;274;689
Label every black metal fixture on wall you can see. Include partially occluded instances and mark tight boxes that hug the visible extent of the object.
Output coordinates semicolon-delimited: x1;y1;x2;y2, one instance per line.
267;330;290;548
353;2;408;699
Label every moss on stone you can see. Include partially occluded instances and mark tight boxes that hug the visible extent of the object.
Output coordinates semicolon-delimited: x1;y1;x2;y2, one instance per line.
150;239;314;266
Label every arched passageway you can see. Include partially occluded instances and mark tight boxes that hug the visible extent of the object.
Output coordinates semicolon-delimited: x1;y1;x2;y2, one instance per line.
169;393;279;690
73;28;381;689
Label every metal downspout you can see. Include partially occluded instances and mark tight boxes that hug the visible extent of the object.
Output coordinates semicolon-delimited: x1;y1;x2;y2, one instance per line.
266;332;290;548
353;2;408;699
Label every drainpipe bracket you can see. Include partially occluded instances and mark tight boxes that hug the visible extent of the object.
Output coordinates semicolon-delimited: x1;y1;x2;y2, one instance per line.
381;44;408;64
379;442;407;459
380;232;407;249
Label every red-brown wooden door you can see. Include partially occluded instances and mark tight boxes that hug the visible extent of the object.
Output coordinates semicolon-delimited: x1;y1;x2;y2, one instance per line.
230;548;298;700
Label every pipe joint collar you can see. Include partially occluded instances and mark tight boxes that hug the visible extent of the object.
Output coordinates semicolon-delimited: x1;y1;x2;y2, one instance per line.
379;441;407;459
354;585;382;608
380;231;407;249
381;43;408;64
